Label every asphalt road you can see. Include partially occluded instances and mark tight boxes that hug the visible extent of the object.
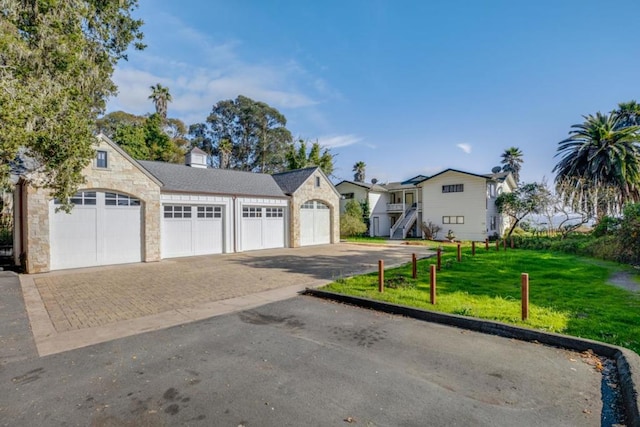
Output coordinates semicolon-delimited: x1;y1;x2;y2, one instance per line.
0;293;607;426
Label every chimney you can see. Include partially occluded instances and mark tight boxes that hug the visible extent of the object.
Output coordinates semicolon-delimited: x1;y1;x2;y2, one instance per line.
185;147;208;168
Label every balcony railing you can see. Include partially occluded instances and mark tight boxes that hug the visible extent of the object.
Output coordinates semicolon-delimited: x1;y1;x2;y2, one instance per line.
387;202;421;212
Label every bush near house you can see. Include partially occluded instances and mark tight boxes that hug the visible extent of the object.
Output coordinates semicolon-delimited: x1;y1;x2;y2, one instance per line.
510;202;640;265
340;199;367;237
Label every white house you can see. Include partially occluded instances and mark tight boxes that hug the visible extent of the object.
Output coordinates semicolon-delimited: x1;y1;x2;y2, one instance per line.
335;170;516;241
13;134;340;273
418;169;516;241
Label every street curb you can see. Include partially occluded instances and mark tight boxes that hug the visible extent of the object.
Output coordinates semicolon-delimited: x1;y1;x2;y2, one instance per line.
304;288;640;426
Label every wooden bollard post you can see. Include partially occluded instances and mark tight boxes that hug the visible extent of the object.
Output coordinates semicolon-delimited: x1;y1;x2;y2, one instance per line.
521;273;529;321
378;260;384;293
430;264;437;305
472;241;476;256
485;238;489;251
457;243;461;262
412;253;417;279
495;240;500;251
437;248;442;271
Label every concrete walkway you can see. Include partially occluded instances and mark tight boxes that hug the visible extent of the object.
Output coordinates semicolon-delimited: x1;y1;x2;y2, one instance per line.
19;243;431;356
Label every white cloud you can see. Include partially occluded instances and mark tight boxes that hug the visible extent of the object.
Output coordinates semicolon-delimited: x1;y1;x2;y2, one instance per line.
456;143;472;154
317;134;363;148
107;14;338;127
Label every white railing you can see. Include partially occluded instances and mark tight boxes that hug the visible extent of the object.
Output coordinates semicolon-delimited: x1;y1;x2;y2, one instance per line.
389;209;407;237
399;209;419;239
387;202;421;212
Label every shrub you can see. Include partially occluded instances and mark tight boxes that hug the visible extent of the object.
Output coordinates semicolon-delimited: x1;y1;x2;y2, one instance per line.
592;216;620;237
340;199;367;237
617;203;640;264
420;221;441;240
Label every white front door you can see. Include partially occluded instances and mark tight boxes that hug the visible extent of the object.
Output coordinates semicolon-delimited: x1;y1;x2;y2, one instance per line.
50;191;142;270
241;206;285;251
162;205;224;258
300;200;331;246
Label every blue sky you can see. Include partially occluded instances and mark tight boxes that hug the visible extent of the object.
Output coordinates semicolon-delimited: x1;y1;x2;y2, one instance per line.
107;0;640;184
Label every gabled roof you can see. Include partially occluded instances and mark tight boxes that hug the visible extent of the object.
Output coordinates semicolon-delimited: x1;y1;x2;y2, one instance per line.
416;168;497;184
138;161;287;198
98;134;162;186
189;146;208;156
335;180;388;193
401;175;428;185
272;167;317;195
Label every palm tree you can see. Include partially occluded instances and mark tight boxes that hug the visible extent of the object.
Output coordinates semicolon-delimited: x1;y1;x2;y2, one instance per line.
500;147;523;183
148;83;172;120
553;112;640;217
614;100;640;128
353;161;366;182
218;138;232;169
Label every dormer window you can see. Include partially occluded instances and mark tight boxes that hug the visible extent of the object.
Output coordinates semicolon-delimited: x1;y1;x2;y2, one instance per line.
96;150;108;168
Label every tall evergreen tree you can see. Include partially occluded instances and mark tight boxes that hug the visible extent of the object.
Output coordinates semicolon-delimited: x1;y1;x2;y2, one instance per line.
0;0;144;209
190;95;293;173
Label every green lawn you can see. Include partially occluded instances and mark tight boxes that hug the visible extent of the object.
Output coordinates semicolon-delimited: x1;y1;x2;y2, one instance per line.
322;243;640;355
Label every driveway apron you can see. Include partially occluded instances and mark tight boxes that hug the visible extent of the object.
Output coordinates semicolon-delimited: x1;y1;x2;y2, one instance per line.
19;243;430;355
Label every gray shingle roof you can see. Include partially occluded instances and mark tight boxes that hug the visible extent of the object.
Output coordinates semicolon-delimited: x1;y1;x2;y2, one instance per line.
272;167;317;195
138;161;287;198
335;180;388;192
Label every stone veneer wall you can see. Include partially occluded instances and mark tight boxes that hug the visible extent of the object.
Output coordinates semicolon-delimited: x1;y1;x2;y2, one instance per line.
288;170;340;247
23;137;161;273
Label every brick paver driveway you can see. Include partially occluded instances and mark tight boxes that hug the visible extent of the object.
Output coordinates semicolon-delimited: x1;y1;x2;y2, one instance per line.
21;243;432;355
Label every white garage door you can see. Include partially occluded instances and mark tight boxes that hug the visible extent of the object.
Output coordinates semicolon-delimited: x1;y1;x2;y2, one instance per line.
50;191;142;270
300;200;331;246
162;205;223;258
241;206;285;251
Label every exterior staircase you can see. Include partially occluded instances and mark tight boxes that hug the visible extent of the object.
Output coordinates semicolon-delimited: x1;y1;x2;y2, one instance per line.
390;205;418;239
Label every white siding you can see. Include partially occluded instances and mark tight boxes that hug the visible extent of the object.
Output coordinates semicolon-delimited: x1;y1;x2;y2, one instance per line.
420;171;489;241
161;193;233;254
368;192;390;236
236;197;288;251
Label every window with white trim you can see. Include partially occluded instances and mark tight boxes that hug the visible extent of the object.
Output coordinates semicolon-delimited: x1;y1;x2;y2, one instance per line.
316;202;329;209
301;201;315;209
442;184;464;193
242;207;262;218
164;205;192;218
265;207;284;218
96;150;108;168
342;193;354;199
197;206;222;218
55;191;97;205
105;192;140;206
442;216;464;224
487;183;496;198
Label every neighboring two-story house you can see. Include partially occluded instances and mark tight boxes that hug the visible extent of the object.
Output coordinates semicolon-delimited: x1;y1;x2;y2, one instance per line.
335;169;516;241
